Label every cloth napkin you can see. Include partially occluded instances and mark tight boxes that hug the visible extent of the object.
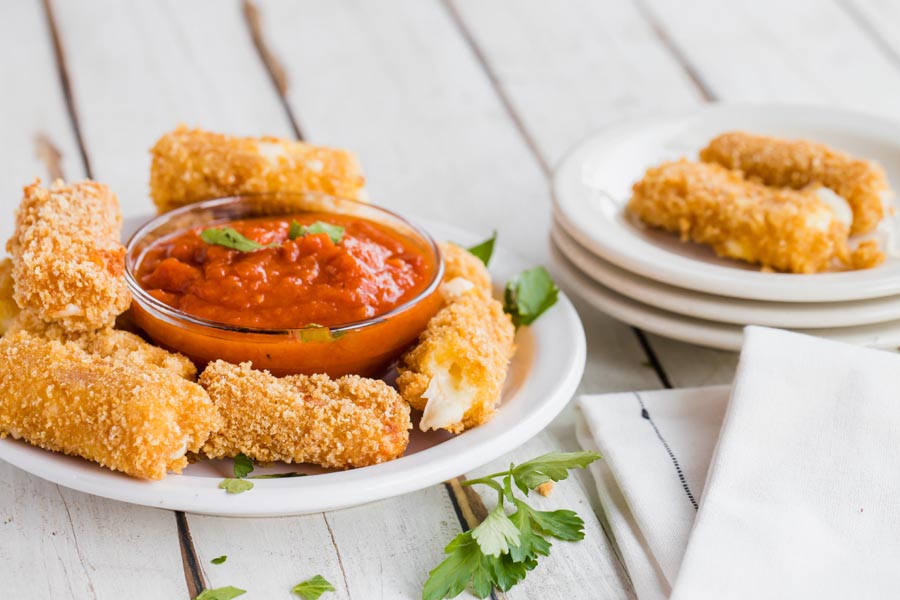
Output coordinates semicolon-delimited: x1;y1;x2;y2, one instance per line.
577;326;900;599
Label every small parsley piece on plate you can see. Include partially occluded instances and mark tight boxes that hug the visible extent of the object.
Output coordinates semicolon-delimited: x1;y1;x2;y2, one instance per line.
503;266;559;328
422;450;601;600
194;586;246;600
233;453;254;479
211;555;227;565
201;227;273;252
219;478;254;494
466;231;497;266
291;574;336;599
288;220;345;244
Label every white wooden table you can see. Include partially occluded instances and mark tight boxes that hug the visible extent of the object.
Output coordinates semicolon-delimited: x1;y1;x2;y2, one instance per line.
3;1;899;597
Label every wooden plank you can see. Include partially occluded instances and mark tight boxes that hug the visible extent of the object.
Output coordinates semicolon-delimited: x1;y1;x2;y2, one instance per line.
254;1;655;597
0;3;190;598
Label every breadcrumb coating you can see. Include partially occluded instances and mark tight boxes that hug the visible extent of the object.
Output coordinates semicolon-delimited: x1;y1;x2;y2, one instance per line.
439;242;492;293
627;160;884;273
0;259;17;335
0;330;220;480
700;131;889;235
6;179;131;331
396;286;515;433
150;125;366;213
199;360;410;468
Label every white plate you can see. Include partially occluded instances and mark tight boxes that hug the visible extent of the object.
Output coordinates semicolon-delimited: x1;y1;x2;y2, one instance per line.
0;219;586;516
551;222;900;329
551;240;900;352
552;104;900;302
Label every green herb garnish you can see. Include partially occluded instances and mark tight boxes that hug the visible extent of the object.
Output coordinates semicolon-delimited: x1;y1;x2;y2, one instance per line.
292;574;335;599
211;555;227;565
233;453;254;479
288;220;345;244
194;586;246;600
503;266;559;328
201;227;274;252
219;478;254;494
466;231;497;266
422;451;600;600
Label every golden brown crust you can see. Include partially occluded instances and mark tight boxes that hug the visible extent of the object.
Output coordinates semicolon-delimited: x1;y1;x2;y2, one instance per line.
199;361;410;468
0;330;219;480
626;160;878;273
439;242;492;293
149;125;366;213
396;287;515;433
700;131;889;235
6;179;130;331
0;258;17;335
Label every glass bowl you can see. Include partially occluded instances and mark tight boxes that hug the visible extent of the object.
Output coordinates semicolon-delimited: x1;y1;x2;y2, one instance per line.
125;193;444;377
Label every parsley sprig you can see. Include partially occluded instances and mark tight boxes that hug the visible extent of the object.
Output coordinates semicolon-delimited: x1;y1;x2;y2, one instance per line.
289;220;345;244
201;227;277;252
292;574;335;599
466;231;497;266
422;450;601;599
503;266;559;328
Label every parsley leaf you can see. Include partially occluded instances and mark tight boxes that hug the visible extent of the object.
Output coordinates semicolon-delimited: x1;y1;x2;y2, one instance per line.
288;220;344;244
291;574;335;599
509;450;600;495
201;227;272;252
423;450;601;600
194;586;246;600
471;504;521;557
211;555;227;565
233;453;254;479
466;231;497;266
503;266;559;327
219;478;254;494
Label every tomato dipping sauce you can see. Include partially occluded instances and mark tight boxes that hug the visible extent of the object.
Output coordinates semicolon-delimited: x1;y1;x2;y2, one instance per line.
136;213;436;329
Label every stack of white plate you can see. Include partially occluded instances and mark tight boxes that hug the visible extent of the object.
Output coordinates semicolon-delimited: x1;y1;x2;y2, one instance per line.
550;105;900;351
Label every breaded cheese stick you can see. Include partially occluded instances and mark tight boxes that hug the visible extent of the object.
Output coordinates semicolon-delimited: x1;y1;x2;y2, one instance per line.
6;311;197;380
0;331;220;480
7;179;131;331
396;283;515;434
0;259;17;335
700;131;889;234
200;361;410;468
439;242;492;293
627;160;883;273
150;126;366;213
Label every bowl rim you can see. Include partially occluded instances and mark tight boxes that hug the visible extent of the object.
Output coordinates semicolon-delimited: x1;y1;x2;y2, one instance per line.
124;193;445;336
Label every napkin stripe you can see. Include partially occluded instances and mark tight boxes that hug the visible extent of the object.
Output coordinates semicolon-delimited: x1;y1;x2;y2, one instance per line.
635;393;699;510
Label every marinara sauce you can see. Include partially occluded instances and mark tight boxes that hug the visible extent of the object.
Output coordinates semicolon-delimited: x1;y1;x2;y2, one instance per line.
136;213;436;329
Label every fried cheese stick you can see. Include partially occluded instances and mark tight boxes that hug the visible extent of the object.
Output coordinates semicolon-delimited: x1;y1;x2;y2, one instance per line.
150;126;367;213
0;330;219;480
700;131;889;235
439;242;492;293
199;361;410;468
7;180;131;332
396;283;515;433
0;259;17;335
627;160;883;273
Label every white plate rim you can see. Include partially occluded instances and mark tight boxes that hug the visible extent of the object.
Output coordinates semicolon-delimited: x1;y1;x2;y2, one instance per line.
551;239;900;352
551;222;900;329
0;220;586;517
552;103;900;303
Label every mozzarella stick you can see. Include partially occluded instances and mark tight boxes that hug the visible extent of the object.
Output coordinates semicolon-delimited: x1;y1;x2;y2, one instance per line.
396;284;515;434
199;361;410;468
700;131;889;234
0;259;17;335
150;126;366;213
7;179;130;332
0;331;220;480
628;160;884;273
439;242;492;293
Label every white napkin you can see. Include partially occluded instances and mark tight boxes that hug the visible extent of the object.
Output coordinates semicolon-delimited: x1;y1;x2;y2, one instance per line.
578;326;900;599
